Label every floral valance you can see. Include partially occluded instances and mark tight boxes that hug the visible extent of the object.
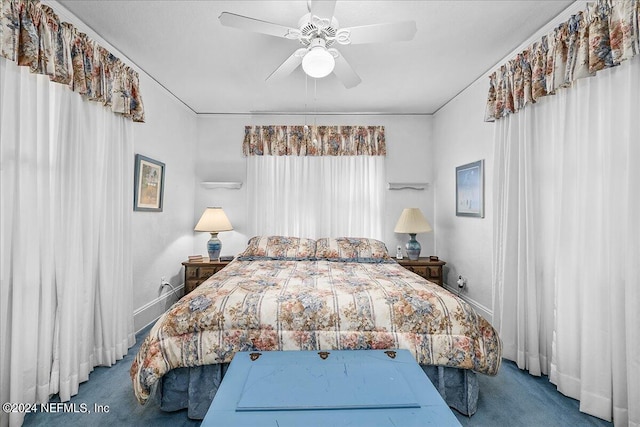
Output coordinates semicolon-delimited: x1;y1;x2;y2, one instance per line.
0;0;145;122
485;0;639;122
243;125;386;156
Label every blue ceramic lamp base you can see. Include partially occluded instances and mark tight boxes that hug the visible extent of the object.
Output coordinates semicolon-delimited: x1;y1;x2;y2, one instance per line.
207;232;222;260
405;233;421;261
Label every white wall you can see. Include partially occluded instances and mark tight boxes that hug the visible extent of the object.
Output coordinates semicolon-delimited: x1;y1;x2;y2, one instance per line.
131;77;198;331
432;80;495;320
194;114;436;258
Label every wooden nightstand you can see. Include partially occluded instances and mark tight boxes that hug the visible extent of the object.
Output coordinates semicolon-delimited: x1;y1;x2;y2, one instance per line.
395;257;446;286
182;258;232;294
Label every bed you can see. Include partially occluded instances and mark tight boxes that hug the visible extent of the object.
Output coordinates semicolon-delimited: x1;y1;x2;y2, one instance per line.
130;236;502;419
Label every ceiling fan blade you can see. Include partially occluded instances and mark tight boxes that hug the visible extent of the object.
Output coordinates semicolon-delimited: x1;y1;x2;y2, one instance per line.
219;12;298;39
310;0;337;20
341;21;417;44
332;53;361;89
266;49;306;82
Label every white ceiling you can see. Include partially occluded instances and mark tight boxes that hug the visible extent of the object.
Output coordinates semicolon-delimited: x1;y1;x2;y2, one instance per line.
57;0;574;114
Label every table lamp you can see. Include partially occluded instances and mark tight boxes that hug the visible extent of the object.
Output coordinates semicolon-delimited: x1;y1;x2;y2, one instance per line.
195;207;233;260
394;208;432;261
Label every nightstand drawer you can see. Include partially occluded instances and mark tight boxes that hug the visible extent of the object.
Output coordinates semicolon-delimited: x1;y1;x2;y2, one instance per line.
198;267;217;278
182;259;232;294
186;266;218;279
405;266;428;277
427;266;441;281
395;258;446;286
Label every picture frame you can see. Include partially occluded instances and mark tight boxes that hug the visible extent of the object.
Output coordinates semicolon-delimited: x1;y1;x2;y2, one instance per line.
456;159;484;218
134;154;165;212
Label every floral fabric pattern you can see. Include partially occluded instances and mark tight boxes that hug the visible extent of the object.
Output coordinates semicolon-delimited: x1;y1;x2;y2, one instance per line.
130;259;502;404
486;0;640;122
315;237;393;263
243;125;386;156
0;0;144;122
237;236;316;260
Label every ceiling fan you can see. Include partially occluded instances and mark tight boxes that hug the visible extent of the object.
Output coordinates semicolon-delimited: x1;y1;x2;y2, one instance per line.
219;0;417;88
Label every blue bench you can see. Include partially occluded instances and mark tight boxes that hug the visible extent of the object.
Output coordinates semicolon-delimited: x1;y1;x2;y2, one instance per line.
202;349;462;426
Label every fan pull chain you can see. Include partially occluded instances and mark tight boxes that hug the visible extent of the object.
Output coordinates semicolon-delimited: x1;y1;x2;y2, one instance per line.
313;78;318;144
304;73;308;132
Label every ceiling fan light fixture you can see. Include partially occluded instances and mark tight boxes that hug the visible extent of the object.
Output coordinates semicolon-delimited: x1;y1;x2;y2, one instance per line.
302;39;335;78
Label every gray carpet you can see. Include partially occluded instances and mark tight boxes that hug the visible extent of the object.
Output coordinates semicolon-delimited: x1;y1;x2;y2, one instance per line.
22;325;613;427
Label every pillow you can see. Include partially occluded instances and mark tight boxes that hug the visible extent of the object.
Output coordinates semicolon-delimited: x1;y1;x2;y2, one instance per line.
237;236;316;260
314;237;393;263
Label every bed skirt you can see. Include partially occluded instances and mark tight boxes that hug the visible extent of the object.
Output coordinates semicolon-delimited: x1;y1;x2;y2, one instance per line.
152;363;479;419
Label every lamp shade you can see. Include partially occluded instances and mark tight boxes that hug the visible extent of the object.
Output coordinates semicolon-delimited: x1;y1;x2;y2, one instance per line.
302;39;335;78
394;208;432;234
194;207;233;232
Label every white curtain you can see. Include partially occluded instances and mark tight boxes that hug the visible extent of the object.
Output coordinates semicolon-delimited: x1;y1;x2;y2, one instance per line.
246;155;385;240
0;58;135;427
493;55;640;425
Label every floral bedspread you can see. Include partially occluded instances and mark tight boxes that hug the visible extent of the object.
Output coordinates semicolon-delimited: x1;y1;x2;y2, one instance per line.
130;259;502;404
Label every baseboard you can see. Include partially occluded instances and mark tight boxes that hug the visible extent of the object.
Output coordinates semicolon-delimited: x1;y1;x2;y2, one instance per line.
133;284;184;333
443;285;493;323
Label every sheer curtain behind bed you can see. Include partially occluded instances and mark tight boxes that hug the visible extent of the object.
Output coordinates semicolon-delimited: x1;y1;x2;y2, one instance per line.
246;155;385;240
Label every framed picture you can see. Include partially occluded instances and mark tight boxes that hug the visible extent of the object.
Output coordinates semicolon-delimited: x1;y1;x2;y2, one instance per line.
456;160;484;218
134;154;165;212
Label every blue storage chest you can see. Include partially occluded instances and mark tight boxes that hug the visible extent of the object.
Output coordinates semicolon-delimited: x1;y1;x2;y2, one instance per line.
202;349;462;426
